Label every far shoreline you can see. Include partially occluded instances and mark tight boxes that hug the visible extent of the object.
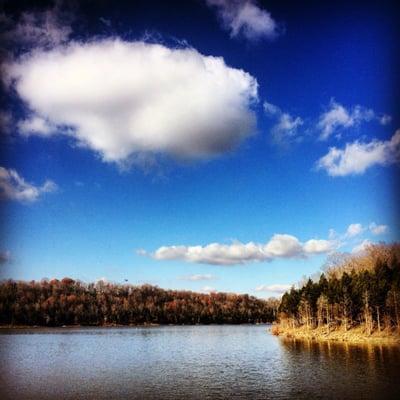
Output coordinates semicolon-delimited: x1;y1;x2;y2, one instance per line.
0;322;271;330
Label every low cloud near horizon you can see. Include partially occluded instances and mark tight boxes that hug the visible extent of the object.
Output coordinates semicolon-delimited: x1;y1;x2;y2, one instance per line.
255;284;292;294
140;234;336;266
179;274;215;281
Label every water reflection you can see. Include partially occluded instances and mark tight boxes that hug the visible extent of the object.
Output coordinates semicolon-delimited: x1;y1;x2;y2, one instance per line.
0;326;399;400
280;338;400;400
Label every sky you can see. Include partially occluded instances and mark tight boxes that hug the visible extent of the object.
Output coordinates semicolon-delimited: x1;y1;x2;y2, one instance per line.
0;0;399;298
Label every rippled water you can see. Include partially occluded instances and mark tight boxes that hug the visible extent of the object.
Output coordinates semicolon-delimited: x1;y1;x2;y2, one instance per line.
0;325;399;399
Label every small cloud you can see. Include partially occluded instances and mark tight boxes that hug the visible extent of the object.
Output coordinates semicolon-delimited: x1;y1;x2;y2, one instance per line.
0;166;57;202
345;223;364;238
369;222;388;235
255;284;291;294
317;99;376;141
263;101;280;116
205;0;280;41
0;251;11;264
179;274;215;281
264;101;303;146
316;129;400;176
380;114;392;125
99;17;112;28
202;285;216;293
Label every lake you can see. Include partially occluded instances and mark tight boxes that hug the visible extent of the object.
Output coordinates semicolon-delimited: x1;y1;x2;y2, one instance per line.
0;325;399;399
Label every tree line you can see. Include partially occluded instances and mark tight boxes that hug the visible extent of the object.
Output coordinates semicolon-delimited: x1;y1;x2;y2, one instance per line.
0;279;279;326
278;243;400;334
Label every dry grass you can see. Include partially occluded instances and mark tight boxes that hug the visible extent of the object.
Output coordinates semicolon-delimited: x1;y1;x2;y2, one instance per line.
271;323;400;346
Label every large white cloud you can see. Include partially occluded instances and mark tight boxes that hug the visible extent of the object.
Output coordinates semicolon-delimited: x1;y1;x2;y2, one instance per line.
4;39;258;164
316;130;400;176
0;166;57;202
206;0;279;41
142;234;336;266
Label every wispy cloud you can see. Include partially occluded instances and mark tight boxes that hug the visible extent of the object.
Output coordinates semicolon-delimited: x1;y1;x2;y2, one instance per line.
0;251;11;264
0;166;57;202
0;1;73;54
264;101;303;146
316;130;400;176
140;234;336;266
179;274;215;281
317;99;390;140
205;0;280;41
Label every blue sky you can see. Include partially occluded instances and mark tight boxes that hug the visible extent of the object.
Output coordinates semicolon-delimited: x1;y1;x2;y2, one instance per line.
0;0;399;298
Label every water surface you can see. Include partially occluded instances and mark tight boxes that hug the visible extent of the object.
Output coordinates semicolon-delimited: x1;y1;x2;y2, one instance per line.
0;325;399;399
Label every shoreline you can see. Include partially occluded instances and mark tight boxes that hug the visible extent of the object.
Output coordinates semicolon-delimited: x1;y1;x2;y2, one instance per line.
0;322;271;329
271;324;400;346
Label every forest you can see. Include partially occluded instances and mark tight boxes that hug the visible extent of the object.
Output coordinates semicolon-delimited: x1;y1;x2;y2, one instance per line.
278;243;400;334
1;243;398;330
0;279;279;326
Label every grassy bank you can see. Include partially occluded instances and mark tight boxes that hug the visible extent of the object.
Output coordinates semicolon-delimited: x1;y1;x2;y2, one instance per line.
271;324;400;346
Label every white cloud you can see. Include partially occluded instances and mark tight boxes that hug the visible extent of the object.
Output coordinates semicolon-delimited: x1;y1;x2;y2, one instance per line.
317;99;378;140
303;239;335;254
202;286;217;293
145;234;336;266
255;284;291;294
345;223;364;238
0;166;57;202
263;101;280;116
5;39;258;165
352;239;372;254
179;274;215;281
263;101;303;145
369;222;388;235
316;130;400;176
264;234;303;258
206;0;279;41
